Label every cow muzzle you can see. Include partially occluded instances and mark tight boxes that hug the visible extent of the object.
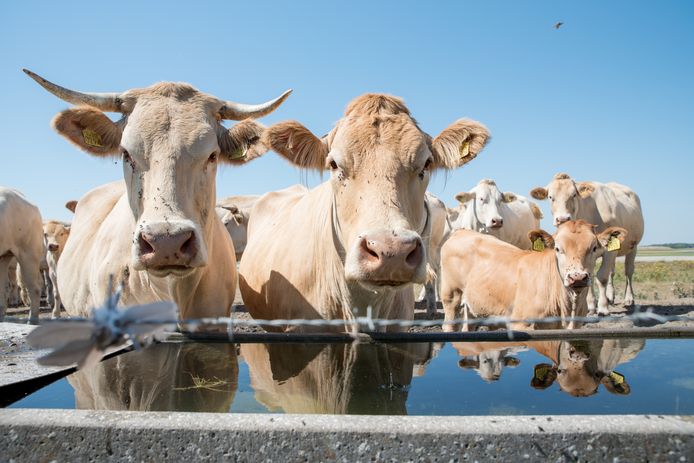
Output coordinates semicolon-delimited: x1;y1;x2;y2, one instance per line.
488;217;503;229
134;221;205;275
566;271;590;289
346;230;425;287
555;215;571;226
47;243;59;252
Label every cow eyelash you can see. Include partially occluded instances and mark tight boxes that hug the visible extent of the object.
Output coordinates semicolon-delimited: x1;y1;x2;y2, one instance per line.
122;150;135;168
418;158;433;180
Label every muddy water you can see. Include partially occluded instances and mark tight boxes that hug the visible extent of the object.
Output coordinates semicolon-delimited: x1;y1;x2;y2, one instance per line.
9;339;694;415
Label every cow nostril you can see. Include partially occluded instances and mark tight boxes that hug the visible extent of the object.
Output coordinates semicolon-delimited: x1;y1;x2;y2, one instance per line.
139;233;154;254
405;240;423;268
361;238;380;260
180;232;196;256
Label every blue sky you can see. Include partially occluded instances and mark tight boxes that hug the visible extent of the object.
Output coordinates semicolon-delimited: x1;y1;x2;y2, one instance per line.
1;1;692;243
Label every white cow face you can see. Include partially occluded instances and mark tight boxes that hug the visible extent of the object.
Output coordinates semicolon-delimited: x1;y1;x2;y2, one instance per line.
263;94;489;290
455;180;516;233
528;221;627;290
26;70;290;277
530;173;595;226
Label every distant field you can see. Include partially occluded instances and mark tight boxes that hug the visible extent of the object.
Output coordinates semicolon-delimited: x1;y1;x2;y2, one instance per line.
637;246;694;257
611;260;694;302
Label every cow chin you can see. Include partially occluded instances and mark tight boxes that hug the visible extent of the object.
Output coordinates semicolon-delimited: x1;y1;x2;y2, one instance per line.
142;265;198;278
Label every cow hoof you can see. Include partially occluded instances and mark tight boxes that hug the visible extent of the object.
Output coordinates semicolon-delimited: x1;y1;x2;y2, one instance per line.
28;317;40;325
597;308;610;317
587;310;597;317
623;298;635;307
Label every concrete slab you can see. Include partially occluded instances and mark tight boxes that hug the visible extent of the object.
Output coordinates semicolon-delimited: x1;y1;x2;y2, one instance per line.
1;410;692;462
0;322;66;388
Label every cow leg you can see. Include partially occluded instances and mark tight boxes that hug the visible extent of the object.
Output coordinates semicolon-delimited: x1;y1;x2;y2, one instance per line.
49;267;61;318
586;280;597;315
17;254;42;324
424;282;437;319
442;289;462;332
595;252;616;316
606;269;615;305
623;249;637;307
44;269;54;309
0;256;11;321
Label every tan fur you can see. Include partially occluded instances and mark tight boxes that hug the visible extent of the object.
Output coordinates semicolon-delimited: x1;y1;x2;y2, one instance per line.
440;221;623;332
43;220;71;318
51;107;123;156
241;94;490;331
65;200;77;213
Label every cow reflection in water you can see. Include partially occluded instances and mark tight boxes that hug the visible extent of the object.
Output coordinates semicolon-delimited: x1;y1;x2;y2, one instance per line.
454;338;644;396
70;344;238;412
241;343;435;414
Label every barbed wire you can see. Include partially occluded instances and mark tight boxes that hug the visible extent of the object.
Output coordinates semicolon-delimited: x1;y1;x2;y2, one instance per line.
41;305;694;339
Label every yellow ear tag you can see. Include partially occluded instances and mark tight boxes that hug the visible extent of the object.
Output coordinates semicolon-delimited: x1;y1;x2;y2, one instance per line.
532;237;545;252
229;147;247;160
609;371;625;385
82;129;103;148
460;141;470;159
607;236;621;252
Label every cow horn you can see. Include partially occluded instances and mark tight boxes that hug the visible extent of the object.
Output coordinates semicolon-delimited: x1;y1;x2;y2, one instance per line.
23;69;123;112
219;89;292;120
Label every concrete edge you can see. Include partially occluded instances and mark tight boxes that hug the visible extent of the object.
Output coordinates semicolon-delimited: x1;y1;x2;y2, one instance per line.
2;410;693;461
1;409;693;435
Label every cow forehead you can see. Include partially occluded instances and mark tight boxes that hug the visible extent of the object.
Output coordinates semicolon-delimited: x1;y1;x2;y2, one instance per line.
555;222;597;250
473;181;501;199
332;114;428;166
549;179;577;197
122;94;219;155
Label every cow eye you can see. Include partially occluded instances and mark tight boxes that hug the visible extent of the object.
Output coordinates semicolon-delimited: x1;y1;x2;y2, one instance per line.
592;245;597;252
208;153;218;163
555;247;562;254
328;158;338;170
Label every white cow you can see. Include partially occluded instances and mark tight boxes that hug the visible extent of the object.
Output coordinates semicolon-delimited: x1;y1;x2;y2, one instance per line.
216;195;260;261
0;187;45;323
530;173;644;313
25;69;290;319
451;179;542;250
43;220;71;318
416;192;450;317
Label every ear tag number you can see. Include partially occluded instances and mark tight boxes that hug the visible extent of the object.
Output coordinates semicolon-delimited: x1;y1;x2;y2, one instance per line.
460;141;470;159
532;237;545;252
607;236;621;252
82;129;103;147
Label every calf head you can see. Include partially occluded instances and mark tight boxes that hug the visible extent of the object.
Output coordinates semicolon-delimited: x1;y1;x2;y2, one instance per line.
263;94;489;289
458;349;520;382
528;220;627;290
532;341;631;396
26;69;290;276
43;221;70;257
455;179;516;232
530;173;595;226
216;205;248;256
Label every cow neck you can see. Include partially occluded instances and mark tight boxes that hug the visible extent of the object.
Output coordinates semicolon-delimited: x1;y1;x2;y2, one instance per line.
329;194;432;262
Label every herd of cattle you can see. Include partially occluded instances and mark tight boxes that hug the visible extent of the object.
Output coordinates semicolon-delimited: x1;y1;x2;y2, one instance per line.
0;70;644;334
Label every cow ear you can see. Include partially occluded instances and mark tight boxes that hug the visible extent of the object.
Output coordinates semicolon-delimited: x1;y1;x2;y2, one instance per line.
65;200;77;213
431;119;490;170
218;119;269;165
530;363;557;389
530;202;544;220
577;182;595;198
262;120;328;170
458;358;480;369
502;192;517;203
504;356;520;367
597;227;628;250
455;192;475;204
51;107;122;156
530;187;548;200
221;205;244;224
528;230;554;251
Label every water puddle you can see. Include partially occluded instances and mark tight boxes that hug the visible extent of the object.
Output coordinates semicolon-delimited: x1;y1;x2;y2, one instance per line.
9;339;694;415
